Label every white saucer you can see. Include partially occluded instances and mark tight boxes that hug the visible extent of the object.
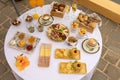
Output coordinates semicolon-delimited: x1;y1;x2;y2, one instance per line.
38;15;54;26
82;39;100;54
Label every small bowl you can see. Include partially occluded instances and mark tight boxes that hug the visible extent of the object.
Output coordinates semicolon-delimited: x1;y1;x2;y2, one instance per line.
71;20;79;32
66;36;78;46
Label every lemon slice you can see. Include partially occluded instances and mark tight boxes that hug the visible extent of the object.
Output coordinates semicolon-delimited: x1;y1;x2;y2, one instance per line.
33;13;39;19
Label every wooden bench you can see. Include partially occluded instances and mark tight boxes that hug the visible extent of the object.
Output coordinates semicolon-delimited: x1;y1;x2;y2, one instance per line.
75;0;120;24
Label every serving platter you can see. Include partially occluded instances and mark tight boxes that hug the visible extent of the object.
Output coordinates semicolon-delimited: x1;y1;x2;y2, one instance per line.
8;31;40;54
46;23;69;42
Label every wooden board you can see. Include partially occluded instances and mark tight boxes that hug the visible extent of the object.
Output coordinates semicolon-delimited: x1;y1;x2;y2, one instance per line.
38;43;52;67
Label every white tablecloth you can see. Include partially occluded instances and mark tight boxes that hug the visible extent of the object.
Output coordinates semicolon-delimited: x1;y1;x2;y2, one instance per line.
4;4;102;80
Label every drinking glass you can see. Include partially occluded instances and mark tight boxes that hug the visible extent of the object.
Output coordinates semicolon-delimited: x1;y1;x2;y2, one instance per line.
65;5;71;14
37;24;44;32
71;1;78;19
72;3;77;12
37;0;44;7
29;0;37;7
64;2;71;19
26;23;35;33
29;0;44;7
77;28;88;39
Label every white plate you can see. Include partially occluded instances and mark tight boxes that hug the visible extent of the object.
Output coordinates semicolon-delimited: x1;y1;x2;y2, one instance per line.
82;39;100;54
38;15;54;26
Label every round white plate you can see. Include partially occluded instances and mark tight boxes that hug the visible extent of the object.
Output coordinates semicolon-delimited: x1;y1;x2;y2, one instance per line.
38;15;54;26
82;39;100;54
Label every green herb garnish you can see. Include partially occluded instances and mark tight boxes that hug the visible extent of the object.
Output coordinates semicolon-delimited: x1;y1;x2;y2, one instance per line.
73;47;77;50
58;29;63;33
74;60;78;63
68;52;73;58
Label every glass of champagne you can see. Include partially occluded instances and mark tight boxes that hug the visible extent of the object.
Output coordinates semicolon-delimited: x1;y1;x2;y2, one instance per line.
65;3;71;19
65;5;71;14
72;3;77;12
71;1;77;19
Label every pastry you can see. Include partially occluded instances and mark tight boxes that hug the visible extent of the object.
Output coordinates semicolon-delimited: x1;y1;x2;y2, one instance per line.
51;3;65;18
58;4;65;12
26;15;33;22
71;21;79;28
78;14;88;22
12;19;21;26
77;13;101;33
88;22;97;29
52;3;65;12
87;38;97;47
70;48;80;59
78;28;87;35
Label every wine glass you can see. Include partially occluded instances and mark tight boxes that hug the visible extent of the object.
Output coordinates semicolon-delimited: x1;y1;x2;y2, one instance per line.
64;2;71;19
72;3;77;12
65;4;71;14
71;1;78;19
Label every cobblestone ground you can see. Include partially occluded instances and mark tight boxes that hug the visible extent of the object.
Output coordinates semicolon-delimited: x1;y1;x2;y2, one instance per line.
0;0;120;80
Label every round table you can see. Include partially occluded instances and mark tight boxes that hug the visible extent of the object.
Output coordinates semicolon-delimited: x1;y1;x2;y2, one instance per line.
4;4;102;80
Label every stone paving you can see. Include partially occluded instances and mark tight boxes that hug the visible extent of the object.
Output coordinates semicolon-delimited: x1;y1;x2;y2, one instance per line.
0;0;120;80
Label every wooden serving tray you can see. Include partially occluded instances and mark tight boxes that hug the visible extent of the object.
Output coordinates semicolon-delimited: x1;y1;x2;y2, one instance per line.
55;48;80;60
59;61;87;74
38;43;52;67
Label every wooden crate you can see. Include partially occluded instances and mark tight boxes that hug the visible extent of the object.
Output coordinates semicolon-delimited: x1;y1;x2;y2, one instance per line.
50;10;64;18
